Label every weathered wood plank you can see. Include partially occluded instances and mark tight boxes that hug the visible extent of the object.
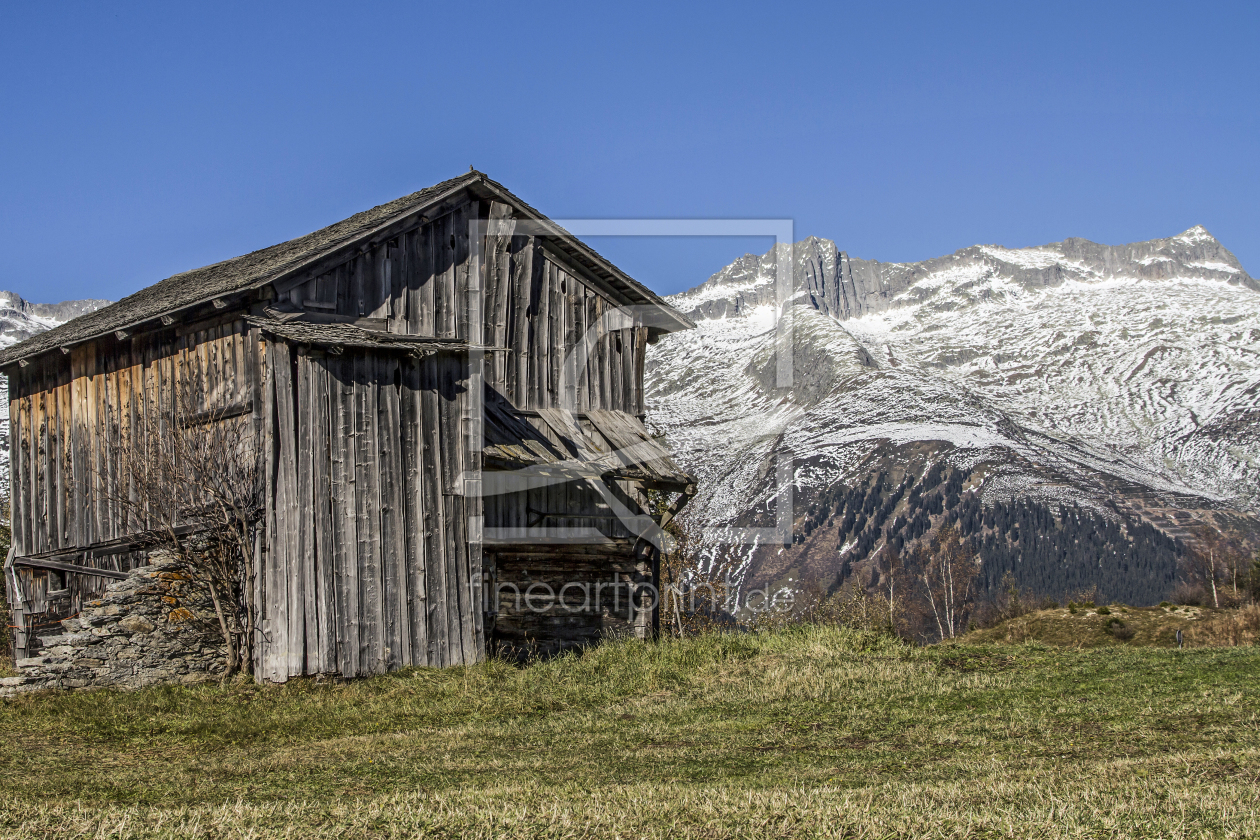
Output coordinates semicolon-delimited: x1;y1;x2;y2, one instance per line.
10;388;25;556
262;339;285;682
271;340;302;678
507;235;533;406
419;354;450;666
353;351;385;674
310;356;336;675
329;354;360;677
297;350;317;673
400;356;428;666
377;355;407;670
455;202;474;343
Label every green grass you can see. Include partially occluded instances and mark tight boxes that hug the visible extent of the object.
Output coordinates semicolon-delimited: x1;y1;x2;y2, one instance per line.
2;626;1258;838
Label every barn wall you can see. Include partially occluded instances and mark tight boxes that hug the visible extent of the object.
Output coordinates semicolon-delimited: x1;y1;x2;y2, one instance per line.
6;317;259;660
487;545;654;659
283;201;649;415
259;344;482;679
7;317;258;557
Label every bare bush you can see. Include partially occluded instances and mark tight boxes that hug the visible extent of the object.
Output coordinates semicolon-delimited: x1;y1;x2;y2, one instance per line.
655;506;739;637
1185;604;1260;647
96;389;262;679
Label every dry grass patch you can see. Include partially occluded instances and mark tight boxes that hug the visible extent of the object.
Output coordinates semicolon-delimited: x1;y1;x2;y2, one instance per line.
2;626;1258;838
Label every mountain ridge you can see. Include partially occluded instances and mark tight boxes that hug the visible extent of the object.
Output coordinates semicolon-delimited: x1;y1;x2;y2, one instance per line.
646;226;1260;613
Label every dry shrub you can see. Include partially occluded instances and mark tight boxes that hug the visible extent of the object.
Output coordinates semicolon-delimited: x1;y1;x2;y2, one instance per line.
749;580;907;638
1185;604;1260;647
1171;581;1209;607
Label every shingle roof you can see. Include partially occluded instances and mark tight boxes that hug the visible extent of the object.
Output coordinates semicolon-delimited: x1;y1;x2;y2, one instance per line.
0;171;692;367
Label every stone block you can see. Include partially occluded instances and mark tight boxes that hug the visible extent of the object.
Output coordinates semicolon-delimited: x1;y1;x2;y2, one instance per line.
15;656;52;668
0;676;30;687
119;616;155;634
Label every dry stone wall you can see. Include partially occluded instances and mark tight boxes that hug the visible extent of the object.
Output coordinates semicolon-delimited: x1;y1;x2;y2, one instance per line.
1;550;225;697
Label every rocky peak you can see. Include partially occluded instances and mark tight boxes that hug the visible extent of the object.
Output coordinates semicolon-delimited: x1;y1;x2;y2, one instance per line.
670;228;1258;323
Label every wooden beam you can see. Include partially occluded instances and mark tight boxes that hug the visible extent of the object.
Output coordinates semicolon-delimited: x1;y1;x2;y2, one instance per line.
13;556;128;580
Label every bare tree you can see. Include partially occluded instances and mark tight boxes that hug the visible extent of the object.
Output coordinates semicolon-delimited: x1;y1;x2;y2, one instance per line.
1186;527;1231;609
918;524;977;640
656;511;739;637
877;543;903;633
97;387;263;679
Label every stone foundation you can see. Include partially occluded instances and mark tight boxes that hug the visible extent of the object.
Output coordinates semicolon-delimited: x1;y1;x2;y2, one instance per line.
1;550;226;697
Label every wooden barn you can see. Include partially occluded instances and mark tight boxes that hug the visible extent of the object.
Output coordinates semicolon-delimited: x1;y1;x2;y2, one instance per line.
1;171;696;679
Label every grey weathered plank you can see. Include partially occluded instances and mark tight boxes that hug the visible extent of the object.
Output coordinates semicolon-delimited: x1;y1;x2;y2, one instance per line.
377;355;407;670
533;259;551;409
507;235;533;406
297;351;318;673
436;355;467;662
263;339;286;682
400;356;428;665
353;351;385;674
329;353;360;677
419;354;449;666
310;358;336;674
455;202;474;344
271;339;302;678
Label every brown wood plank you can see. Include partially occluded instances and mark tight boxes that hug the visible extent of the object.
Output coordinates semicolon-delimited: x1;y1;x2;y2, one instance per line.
69;348;87;547
10;389;25;556
252;332;268;676
593;297;608;410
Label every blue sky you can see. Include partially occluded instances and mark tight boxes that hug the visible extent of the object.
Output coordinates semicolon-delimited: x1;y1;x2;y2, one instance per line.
1;1;1257;302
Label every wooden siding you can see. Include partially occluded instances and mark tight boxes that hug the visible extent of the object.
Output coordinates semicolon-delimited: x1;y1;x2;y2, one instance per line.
7;319;255;558
284;202;649;414
259;346;481;678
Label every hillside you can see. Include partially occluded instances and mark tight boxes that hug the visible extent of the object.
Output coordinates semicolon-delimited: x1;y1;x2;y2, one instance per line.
646;227;1260;614
1;627;1258;838
968;603;1260;648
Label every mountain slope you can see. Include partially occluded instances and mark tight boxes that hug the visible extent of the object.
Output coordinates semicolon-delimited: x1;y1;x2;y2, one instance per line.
646;227;1260;609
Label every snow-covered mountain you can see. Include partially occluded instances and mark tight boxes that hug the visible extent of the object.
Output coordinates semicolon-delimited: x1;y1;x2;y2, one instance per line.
646;227;1260;602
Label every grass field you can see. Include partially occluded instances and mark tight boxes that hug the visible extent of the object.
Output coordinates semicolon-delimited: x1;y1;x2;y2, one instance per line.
1;626;1258;838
